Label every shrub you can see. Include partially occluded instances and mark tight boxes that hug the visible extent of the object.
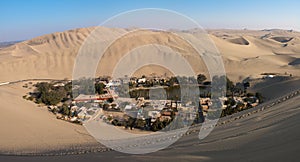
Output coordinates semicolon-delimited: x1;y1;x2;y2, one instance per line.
27;96;34;101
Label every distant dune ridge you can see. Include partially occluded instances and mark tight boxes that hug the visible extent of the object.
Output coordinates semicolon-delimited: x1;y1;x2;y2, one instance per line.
0;27;300;82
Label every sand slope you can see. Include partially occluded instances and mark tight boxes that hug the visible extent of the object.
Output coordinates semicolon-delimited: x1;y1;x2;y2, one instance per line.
0;28;300;82
0;82;96;153
209;29;300;80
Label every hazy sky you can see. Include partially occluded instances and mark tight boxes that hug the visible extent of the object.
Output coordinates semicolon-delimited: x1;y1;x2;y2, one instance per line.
1;0;299;42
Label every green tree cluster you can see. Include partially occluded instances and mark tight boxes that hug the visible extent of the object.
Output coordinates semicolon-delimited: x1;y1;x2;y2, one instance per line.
35;82;67;105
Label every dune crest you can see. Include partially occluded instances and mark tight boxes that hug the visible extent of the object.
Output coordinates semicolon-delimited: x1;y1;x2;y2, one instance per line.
227;37;250;45
0;28;300;82
271;36;294;43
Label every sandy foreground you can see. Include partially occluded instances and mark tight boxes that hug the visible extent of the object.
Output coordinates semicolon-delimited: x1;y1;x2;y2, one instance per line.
0;82;97;153
0;81;299;161
0;77;299;155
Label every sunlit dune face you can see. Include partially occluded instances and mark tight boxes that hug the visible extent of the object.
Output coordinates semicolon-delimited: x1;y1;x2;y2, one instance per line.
96;29;209;78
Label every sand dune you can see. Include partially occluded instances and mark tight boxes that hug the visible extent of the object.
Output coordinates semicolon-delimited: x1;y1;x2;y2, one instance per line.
226;37;250;45
0;27;300;82
209;30;300;80
0;82;96;154
271;36;293;43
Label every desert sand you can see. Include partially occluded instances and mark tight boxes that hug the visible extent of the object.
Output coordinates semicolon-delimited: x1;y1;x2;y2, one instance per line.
0;27;300;82
0;82;97;154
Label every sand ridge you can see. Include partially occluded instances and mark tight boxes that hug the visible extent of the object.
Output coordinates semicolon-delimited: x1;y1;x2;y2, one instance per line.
0;28;300;82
